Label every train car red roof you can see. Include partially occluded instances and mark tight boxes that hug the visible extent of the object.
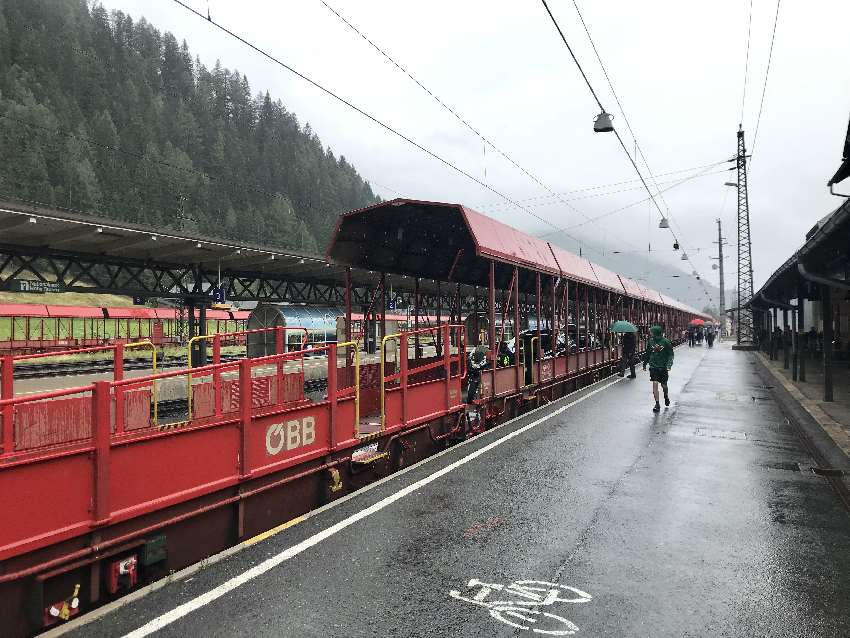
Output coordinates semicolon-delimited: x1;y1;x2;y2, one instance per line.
327;198;705;313
104;307;158;319
154;308;177;320
588;262;625;293
45;305;104;318
0;303;49;317
460;206;562;275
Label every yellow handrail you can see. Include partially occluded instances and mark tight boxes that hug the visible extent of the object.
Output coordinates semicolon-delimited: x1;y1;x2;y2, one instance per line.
336;341;360;436
379;333;402;429
186;334;216;421
125;339;158;425
186;334;215;369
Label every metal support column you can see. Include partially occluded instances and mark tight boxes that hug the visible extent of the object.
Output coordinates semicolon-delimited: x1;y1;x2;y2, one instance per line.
536;273;542;383
514;267;521;388
823;284;834;402
782;308;789;369
734;127;755;347
414;277;420;359
797;281;806;382
379;272;386;342
196;304;208;367
791;303;798;382
489;261;496;397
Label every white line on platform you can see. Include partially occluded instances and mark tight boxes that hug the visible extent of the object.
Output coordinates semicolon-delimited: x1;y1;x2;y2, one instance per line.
121;376;622;637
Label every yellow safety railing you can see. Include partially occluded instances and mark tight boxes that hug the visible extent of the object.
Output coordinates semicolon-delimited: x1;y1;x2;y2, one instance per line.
336;341;360;436
379;333;402;430
185;334;215;421
125;339;158;425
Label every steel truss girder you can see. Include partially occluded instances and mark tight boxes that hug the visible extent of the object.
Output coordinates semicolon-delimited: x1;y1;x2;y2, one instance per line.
0;246;482;311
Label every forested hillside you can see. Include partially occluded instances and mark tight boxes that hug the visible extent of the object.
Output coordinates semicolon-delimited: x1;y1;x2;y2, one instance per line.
0;0;380;251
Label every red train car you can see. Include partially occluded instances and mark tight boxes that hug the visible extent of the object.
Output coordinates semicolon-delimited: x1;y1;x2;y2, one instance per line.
0;201;709;636
0;304;249;355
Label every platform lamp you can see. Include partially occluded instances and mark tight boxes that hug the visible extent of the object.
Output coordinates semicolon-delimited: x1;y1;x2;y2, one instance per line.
593;111;614;133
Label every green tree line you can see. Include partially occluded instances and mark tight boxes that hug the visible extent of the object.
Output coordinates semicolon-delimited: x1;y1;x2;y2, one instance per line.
0;0;380;252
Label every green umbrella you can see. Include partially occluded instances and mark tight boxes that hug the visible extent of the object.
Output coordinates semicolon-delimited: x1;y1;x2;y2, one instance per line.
610;320;638;333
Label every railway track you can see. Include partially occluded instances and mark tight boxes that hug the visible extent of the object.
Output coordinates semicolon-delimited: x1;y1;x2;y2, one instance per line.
12;354;242;380
154;376;330;423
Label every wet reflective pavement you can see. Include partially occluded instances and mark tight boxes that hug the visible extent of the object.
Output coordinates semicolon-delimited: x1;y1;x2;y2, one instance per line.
63;343;850;638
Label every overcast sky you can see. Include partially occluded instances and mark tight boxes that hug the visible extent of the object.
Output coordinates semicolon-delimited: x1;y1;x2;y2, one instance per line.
102;0;850;297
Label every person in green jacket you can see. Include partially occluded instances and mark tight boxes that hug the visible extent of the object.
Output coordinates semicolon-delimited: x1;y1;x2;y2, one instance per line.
642;325;674;413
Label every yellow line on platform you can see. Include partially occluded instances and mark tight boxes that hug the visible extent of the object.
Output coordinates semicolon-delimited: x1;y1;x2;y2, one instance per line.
243;515;306;547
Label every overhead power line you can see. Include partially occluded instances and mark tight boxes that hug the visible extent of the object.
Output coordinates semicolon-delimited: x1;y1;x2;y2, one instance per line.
539;0;670;237
316;0;645;254
539;0;716;303
482;167;726;213
740;0;754;126
568;0;698;249
478;158;729;210
542;166;728;236
750;0;782;160
170;0;634;259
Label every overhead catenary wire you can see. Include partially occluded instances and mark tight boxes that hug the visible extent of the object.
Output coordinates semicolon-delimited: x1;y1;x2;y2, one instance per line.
570;0;688;243
170;0;629;259
483;166;727;213
553;167;729;233
478;158;730;211
740;0;754;126
569;0;714;308
540;0;702;308
750;0;782;161
539;0;672;237
315;0;644;254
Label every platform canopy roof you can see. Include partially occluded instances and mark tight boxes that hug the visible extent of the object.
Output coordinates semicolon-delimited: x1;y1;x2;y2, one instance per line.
0;199;450;301
753;196;850;305
328;198;706;316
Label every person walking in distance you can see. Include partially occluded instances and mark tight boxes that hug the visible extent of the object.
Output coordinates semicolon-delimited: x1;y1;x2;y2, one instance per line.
642;325;674;413
618;331;637;378
687;325;696;347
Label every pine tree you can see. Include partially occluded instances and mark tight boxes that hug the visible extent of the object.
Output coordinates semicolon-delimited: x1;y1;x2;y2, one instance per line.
0;0;380;250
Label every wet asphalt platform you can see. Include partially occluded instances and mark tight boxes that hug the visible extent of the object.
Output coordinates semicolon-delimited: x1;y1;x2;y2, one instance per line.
61;342;850;638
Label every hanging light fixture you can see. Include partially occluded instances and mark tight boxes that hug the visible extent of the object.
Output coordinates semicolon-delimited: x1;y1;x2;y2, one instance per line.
658;217;669;229
712;263;719;270
593;111;614;133
681;252;688;260
673;241;680;250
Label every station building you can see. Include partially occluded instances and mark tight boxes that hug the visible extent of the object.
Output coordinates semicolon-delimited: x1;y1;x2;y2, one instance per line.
751;115;850;448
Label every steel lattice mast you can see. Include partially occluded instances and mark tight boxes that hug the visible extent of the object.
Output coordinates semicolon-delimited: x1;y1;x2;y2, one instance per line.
735;126;755;346
715;218;726;336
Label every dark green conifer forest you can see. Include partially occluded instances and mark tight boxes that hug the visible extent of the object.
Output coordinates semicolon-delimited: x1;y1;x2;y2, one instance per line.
0;0;380;251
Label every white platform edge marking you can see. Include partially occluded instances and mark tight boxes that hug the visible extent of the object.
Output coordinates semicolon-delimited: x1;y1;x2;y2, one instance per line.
41;374;620;638
121;377;621;637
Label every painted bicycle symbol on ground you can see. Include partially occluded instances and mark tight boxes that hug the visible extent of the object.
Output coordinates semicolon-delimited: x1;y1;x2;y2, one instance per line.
449;578;592;635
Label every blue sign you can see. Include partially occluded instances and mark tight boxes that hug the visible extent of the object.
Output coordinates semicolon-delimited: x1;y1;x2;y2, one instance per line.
211;286;225;304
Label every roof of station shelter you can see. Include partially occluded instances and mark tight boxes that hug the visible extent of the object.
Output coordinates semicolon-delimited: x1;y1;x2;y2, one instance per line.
0;199;389;294
328;198;704;316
